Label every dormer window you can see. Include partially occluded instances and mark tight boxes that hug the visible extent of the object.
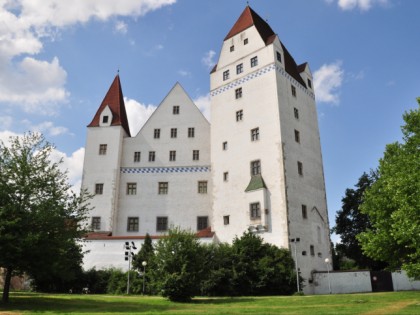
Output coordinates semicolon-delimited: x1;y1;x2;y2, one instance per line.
230;45;235;52
173;106;180;115
244;38;248;45
276;51;282;63
307;78;312;89
102;116;109;123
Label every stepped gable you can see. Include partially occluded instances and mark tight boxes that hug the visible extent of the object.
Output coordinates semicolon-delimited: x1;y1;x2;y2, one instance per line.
87;75;131;136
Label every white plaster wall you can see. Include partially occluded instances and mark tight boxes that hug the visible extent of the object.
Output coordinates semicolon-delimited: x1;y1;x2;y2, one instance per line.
313;271;372;294
392;271;420;291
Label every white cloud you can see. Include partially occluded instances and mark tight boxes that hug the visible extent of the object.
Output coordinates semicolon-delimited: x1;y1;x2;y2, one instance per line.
21;120;69;136
194;94;211;122
0;0;177;111
178;70;191;77
326;0;389;11
124;97;156;136
115;20;128;34
202;50;216;70
313;61;344;105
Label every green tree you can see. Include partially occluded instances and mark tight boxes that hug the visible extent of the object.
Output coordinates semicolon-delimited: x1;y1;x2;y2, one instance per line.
0;132;91;303
332;172;387;270
358;100;420;279
149;227;205;302
132;233;154;294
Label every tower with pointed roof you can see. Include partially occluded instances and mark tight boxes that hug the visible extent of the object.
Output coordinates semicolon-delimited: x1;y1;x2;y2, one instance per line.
210;5;330;288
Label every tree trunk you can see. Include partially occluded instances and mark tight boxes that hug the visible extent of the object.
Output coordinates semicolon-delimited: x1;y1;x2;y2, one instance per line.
2;267;12;303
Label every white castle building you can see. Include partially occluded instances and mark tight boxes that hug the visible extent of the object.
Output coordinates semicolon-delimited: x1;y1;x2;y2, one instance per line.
81;6;331;293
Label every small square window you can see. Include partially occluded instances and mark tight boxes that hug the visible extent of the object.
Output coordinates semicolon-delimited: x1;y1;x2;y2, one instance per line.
95;183;104;195
126;183;137;195
291;85;297;97
198;181;207;194
244;38;248;45
197;216;208;231
310;245;315;256
298;161;303;176
149;151;155;162
134;151;141;162
102;116;109;123
223;172;229;182
127;217;139;232
193;150;199;161
171;128;177;138
223;141;228;150
250;202;261;220
302;251;307;256
173;106;180;115
276;51;282;63
236;63;243;74
188;127;195;138
251;160;261;176
91;217;101;230
230;45;234;52
251;56;258;67
235;87;242;99
169;150;176;161
251;128;259;141
158;182;168;195
156;216;168;232
236;110;243;121
294;107;299;120
318;252;322;258
302;204;308;219
154;129;160;139
223;70;230;81
223;215;230;225
99;144;107;155
294;130;300;143
308;79;312;89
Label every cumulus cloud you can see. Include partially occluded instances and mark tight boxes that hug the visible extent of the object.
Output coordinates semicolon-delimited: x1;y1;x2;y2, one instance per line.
202;50;216;70
124;97;156;136
21;120;69;136
194;94;211;122
313;61;344;105
326;0;390;11
0;0;177;111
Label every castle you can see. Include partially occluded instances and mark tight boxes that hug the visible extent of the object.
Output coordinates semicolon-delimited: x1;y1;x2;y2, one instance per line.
81;5;331;293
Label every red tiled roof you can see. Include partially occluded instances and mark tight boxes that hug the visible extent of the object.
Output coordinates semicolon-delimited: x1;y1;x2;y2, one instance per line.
87;75;131;136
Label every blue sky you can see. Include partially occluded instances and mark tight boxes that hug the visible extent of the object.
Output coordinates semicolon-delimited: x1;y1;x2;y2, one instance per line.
1;0;419;241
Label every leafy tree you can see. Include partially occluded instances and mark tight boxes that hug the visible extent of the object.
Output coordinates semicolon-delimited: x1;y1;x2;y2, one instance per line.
132;233;154;294
0;133;91;303
358;101;420;279
332;172;387;270
149;227;205;302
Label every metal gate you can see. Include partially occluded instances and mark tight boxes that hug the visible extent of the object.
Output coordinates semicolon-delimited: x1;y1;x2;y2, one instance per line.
370;271;394;292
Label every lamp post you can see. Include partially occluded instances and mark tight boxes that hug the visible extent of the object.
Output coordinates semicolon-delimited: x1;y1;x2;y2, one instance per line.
325;258;332;294
124;241;137;295
142;261;147;295
290;237;300;293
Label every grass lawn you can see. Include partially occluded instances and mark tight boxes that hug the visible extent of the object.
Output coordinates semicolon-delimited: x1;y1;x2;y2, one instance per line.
0;291;419;315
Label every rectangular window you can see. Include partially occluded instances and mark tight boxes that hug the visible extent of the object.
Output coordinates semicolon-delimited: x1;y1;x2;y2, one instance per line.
158;182;168;195
276;51;282;63
294;107;299;119
127;217;139;232
244;38;248;45
251;160;261;176
236;63;243;74
91;217;101;230
251;127;259;141
294;130;300;143
134;151;141;162
223;70;230;81
126;183;137;195
188;127;195;138
197;216;209;231
298;161;303;176
173;106;180;114
235;87;242;99
171;128;177;138
154;129;160;139
102;116;109;123
149;151;155;162
291;85;297;97
223;215;230;225
230;45;234;52
223;141;228;150
251;56;258;67
310;245;315;256
169;150;176;161
198;181;208;194
307;78;312;88
95;183;104;195
223;172;229;182
236;110;243;121
99;144;107;155
302;204;308;219
156;217;168;232
193;150;199;161
250;202;261;219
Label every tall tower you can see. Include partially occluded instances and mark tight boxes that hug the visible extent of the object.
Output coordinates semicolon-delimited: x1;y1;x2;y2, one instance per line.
210;6;330;290
82;75;130;234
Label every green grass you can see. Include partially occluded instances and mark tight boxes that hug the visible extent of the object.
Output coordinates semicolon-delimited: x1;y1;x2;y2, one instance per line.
0;291;419;314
